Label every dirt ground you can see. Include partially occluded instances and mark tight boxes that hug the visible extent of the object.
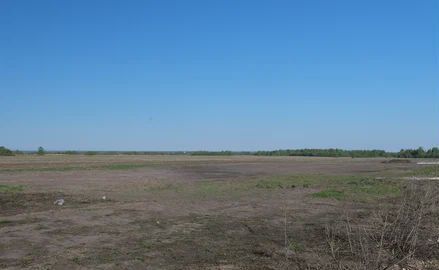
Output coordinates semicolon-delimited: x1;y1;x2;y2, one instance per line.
0;155;437;269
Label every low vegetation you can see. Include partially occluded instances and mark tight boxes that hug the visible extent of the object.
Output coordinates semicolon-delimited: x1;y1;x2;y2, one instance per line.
323;182;439;269
6;146;439;158
142;175;402;202
104;163;152;170
37;146;45;155
0;162;155;173
312;189;345;200
409;165;439;177
0;184;24;193
256;147;439;158
0;146;14;156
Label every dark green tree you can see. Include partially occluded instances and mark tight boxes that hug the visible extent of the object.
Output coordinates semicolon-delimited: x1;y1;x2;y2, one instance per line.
37;146;45;155
0;146;14;156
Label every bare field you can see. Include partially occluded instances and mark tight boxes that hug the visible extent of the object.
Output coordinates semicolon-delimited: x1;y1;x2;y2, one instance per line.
0;155;438;269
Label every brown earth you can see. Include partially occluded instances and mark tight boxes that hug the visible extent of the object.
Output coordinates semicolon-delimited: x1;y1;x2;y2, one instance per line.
0;155;437;269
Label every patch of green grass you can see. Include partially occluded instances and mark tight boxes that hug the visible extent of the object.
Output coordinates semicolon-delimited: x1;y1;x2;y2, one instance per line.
192;181;245;197
177;180;260;199
174;175;325;199
311;177;401;201
195;181;221;195
288;241;304;252
312;189;345;200
72;256;82;265
0;163;154;173
409;165;439;177
346;178;400;197
0;166;81;172
140;240;154;250
143;180;251;197
146;174;402;202
255;179;295;189
144;183;181;192
255;175;322;189
103;163;150;170
0;184;24;193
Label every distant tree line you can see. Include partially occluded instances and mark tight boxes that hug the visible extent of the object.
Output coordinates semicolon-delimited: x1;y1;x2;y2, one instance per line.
2;146;439;158
191;151;236;156
190;151;256;156
254;147;439;158
0;146;45;156
396;147;439;158
254;149;389;158
53;151;188;155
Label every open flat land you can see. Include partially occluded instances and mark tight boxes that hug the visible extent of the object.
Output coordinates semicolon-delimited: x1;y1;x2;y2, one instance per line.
0;155;438;269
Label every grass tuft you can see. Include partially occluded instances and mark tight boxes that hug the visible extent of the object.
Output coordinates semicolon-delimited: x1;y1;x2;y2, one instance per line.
255;175;320;189
255;180;293;189
0;184;24;193
312;189;345;200
144;183;180;192
288;241;304;252
104;163;149;170
0;220;14;225
410;165;439;177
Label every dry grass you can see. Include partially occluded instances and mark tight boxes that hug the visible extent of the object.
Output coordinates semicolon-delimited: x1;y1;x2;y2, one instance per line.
323;182;439;270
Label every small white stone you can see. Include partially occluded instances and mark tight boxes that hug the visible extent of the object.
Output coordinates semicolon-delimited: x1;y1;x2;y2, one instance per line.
54;199;64;206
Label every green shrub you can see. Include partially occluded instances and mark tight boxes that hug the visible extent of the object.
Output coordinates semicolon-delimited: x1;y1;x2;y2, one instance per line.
0;146;14;156
37;146;45;155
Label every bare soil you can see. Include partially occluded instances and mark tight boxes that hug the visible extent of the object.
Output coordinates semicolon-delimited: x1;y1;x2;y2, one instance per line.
0;155;436;269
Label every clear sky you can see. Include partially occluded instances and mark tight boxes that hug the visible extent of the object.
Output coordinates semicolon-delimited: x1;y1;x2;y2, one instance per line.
1;0;438;151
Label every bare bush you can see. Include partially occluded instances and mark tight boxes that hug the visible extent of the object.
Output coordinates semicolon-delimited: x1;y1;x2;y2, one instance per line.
324;182;439;270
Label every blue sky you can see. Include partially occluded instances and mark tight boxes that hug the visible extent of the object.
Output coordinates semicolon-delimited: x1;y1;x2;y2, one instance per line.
1;0;438;151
